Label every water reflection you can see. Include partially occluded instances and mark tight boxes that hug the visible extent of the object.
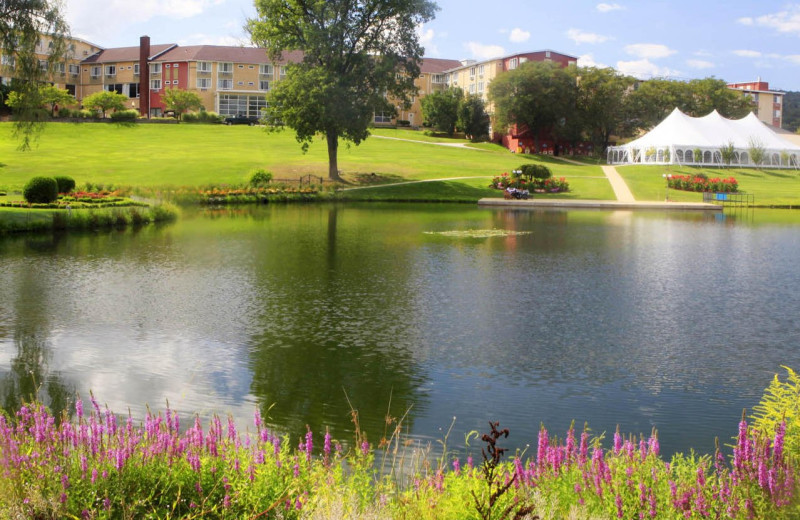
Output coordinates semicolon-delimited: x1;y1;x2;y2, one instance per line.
0;205;798;458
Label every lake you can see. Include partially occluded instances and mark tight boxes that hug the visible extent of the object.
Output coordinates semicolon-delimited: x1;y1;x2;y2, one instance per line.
1;203;799;459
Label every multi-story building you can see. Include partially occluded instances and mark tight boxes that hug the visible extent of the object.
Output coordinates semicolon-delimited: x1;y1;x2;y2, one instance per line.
727;79;784;128
1;34;103;98
388;57;461;127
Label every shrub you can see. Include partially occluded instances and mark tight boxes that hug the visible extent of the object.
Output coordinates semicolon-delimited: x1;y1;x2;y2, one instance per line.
77;109;96;119
109;110;139;123
519;164;552;181
23;176;58;203
53;176;76;194
397;119;411;127
249;169;274;187
57;107;72;118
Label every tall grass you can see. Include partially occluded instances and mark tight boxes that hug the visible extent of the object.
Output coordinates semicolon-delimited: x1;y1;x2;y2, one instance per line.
1;369;798;519
0;204;179;235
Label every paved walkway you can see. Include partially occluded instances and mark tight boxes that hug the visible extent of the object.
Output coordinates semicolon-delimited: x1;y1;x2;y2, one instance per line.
601;165;636;202
372;135;487;150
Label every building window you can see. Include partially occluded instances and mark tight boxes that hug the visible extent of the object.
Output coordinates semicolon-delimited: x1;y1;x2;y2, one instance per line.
469;66;476;77
150;63;162;74
134;63;140;75
509;58;518;70
218;79;233;90
69;64;79;75
105;65;116;76
280;66;287;79
173;63;179;68
774;95;781;104
218;93;267;117
65;84;76;96
374;112;392;123
479;64;485;76
90;65;101;78
260;64;273;76
432;74;444;84
478;81;484;92
219;62;233;74
150;79;161;90
39;59;48;71
238;64;244;69
129;83;139;98
165;80;171;85
56;63;65;74
197;78;211;89
259;80;270;91
197;61;212;73
468;84;475;94
775;109;781;118
248;82;254;86
545;50;551;58
165;64;171;68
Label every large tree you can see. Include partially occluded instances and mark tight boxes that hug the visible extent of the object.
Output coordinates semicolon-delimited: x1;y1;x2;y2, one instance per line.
488;60;578;153
421;87;462;135
162;88;204;122
456;93;489;141
5;84;75;117
574;66;635;152
1;0;69;148
247;0;438;182
82;90;127;118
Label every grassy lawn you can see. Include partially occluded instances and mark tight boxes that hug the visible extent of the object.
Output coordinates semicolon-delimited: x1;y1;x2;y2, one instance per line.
0;122;607;199
617;165;800;206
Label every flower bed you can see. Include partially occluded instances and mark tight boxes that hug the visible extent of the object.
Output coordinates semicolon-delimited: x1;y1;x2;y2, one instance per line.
490;172;570;193
667;174;739;193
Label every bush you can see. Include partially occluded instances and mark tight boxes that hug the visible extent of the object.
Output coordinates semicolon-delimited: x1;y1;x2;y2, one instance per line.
519;163;552;181
53;176;76;194
77;109;97;119
397;119;411;127
23;176;59;203
109;110;139;123
184;111;225;124
249;169;273;187
57;107;72;118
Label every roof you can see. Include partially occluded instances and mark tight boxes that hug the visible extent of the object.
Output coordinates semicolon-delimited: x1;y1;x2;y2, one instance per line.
82;44;176;64
155;46;304;65
443;49;578;72
420;58;462;74
619;108;800;151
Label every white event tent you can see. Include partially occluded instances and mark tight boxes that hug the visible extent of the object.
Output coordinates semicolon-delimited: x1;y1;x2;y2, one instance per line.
607;108;800;168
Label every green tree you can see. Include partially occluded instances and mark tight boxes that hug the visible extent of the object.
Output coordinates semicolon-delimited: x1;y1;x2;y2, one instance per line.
82;90;127;118
39;84;76;116
575;66;636;152
719;140;736;166
626;78;693;131
687;78;753;119
748;137;766;168
162;88;204;122
420;87;462;136
1;0;70;148
488;60;578;152
247;0;437;182
456;93;490;141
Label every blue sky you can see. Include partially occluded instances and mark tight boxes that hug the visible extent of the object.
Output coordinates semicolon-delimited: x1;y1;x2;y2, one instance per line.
65;0;800;91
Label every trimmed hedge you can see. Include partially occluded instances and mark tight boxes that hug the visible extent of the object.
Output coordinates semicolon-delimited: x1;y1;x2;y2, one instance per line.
54;176;76;194
23;177;59;204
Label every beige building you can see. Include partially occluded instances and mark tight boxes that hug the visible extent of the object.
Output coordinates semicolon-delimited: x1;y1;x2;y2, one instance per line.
727;80;784;128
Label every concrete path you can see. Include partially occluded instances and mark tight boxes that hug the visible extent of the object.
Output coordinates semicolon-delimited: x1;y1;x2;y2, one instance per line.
372;135;487;150
601;165;636;202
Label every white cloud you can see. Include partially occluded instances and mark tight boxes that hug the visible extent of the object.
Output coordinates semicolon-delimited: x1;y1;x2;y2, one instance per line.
687;59;714;69
578;53;607;68
624;43;676;59
786;55;800;64
751;6;800;35
596;3;623;12
616;59;679;79
737;16;754;26
733;49;762;58
417;25;438;56
464;42;505;61
566;28;611;45
509;28;531;43
179;33;248;47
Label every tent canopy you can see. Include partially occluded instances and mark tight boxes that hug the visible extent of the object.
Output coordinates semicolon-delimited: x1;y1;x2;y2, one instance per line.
608;108;800;167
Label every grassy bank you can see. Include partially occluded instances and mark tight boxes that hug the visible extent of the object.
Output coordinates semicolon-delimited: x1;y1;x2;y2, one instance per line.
0;203;179;234
1;368;798;519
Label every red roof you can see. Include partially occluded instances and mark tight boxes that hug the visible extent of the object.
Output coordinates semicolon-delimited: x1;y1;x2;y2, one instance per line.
81;44;176;64
155;46;304;65
420;58;462;74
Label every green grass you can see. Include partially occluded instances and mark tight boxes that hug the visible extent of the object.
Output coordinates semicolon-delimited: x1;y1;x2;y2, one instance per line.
617;165;800;206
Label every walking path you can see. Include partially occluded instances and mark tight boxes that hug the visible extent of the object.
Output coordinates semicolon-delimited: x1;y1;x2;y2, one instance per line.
372;135;486;150
549;156;635;202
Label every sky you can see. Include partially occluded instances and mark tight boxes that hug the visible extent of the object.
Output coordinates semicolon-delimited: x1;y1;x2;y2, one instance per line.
64;0;800;91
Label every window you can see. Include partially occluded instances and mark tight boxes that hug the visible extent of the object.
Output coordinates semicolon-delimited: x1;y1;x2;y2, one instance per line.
90;65;101;78
197;61;211;73
150;79;161;90
105;65;116;76
69;64;79;75
249;65;254;69
260;64;273;76
468;84;475;94
197;78;212;89
545;50;551;58
39;59;48;71
469;66;476;77
260;80;270;91
280;66;287;79
774;95;781;104
128;83;139;98
56;63;66;74
508;58;518;70
374;112;392;123
248;82;254;86
479;64;485;76
478;81;484;92
218;93;267;117
238;81;243;85
134;64;140;75
65;84;76;96
173;63;179;68
432;74;444;84
218;79;233;90
219;62;233;74
775;109;781;118
238;64;244;69
165;80;171;85
165;64;171;68
150;63;162;74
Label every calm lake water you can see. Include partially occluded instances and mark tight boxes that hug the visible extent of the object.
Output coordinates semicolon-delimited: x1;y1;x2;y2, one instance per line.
1;203;799;459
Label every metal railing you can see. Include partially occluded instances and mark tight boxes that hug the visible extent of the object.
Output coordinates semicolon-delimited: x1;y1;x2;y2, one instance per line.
702;192;754;208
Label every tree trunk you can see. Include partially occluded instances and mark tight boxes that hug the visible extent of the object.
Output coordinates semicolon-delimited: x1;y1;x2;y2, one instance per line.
326;131;343;182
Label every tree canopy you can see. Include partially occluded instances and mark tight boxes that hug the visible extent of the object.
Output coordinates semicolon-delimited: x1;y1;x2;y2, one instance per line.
247;0;438;181
82;91;127;118
421;87;462;136
1;0;70;148
162;88;204;121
